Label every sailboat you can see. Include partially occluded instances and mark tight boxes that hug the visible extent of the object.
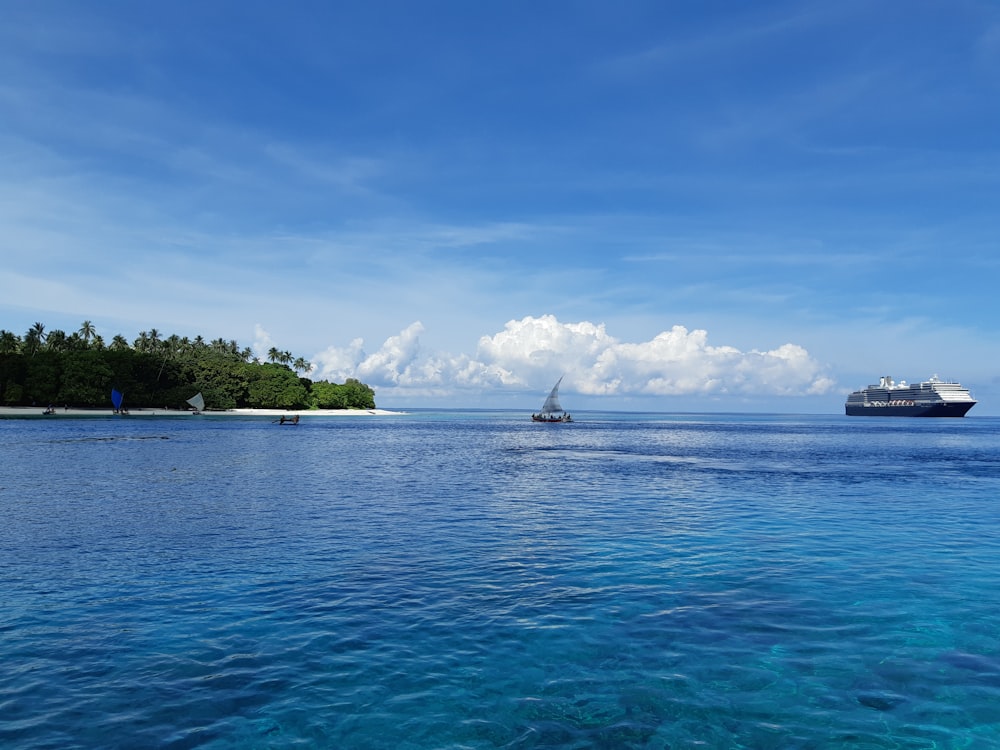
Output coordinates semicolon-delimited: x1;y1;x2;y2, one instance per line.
111;388;126;414
531;377;573;422
186;392;205;414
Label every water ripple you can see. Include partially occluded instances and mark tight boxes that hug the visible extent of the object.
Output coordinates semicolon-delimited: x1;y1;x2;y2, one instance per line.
1;414;999;747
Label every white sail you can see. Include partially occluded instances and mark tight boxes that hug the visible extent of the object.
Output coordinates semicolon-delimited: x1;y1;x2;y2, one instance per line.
187;392;205;412
539;377;564;414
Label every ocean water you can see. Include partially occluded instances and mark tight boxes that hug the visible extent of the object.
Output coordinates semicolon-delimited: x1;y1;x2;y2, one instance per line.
1;411;999;749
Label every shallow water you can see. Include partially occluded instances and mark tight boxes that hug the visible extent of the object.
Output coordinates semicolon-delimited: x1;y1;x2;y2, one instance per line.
2;412;999;748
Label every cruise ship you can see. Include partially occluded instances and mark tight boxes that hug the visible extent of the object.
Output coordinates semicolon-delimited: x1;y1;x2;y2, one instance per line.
845;375;976;417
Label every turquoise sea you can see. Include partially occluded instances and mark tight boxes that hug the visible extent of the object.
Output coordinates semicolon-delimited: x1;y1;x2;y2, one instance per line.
2;411;999;748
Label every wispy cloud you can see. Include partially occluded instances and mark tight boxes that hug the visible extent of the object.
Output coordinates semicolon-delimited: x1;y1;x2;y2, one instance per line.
593;3;845;82
2;2;999;411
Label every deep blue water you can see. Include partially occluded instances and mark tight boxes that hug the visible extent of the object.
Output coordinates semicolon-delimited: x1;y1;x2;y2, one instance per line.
2;411;999;748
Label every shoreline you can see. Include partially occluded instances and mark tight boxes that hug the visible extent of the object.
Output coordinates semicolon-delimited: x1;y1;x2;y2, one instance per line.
0;406;406;418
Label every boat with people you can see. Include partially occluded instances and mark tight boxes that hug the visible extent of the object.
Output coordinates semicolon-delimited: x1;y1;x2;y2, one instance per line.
186;392;205;414
845;375;976;417
531;377;572;422
111;388;128;414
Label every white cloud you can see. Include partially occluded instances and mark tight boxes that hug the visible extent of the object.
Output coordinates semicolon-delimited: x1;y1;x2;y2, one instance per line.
355;322;424;384
252;324;276;364
312;322;517;393
311;336;367;381
313;323;425;384
310;314;835;399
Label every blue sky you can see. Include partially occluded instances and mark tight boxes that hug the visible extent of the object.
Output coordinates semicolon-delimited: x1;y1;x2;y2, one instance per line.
2;1;999;412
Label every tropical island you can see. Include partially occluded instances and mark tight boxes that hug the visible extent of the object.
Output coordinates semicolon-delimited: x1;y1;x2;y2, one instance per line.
0;321;376;411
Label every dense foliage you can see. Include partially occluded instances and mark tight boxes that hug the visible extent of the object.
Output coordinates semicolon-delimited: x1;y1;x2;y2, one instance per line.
0;322;376;411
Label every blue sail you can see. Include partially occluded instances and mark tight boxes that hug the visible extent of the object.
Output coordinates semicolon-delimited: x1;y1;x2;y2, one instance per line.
111;389;124;411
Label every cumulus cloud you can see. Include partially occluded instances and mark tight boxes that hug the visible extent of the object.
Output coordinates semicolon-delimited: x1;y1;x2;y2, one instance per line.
312;322;422;384
310;314;835;399
311;322;515;394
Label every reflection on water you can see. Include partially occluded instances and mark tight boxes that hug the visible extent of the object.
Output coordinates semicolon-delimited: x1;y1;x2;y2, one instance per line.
1;413;999;747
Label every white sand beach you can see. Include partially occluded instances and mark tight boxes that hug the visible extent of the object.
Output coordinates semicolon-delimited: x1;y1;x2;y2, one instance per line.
0;406;405;418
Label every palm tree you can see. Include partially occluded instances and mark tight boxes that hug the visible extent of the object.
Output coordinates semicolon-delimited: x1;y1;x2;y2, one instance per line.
110;334;130;351
0;329;20;354
28;322;46;341
267;347;281;364
78;320;96;345
24;322;46;355
44;329;68;352
156;334;182;380
293;357;312;375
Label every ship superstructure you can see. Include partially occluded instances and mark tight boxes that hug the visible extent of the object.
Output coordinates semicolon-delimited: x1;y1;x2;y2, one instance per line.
845;375;976;417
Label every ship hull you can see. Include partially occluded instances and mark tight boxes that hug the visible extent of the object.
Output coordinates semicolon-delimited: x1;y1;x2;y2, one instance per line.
845;402;975;417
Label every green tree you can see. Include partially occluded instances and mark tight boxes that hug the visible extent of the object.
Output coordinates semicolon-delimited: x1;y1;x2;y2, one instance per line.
44;329;69;352
24;352;61;405
342;378;376;409
182;357;248;409
311;378;375;409
28;322;46;342
0;352;27;404
24;322;45;356
0;330;20;355
78;320;96;345
311;380;347;409
246;364;308;409
1;320;375;410
58;351;113;405
2;381;24;405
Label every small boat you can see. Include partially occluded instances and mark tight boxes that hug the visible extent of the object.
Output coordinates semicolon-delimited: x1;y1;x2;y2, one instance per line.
186;392;205;414
278;415;300;425
531;377;572;423
111;388;126;415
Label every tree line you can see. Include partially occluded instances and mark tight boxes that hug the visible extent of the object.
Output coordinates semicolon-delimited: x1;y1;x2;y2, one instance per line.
0;321;375;411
